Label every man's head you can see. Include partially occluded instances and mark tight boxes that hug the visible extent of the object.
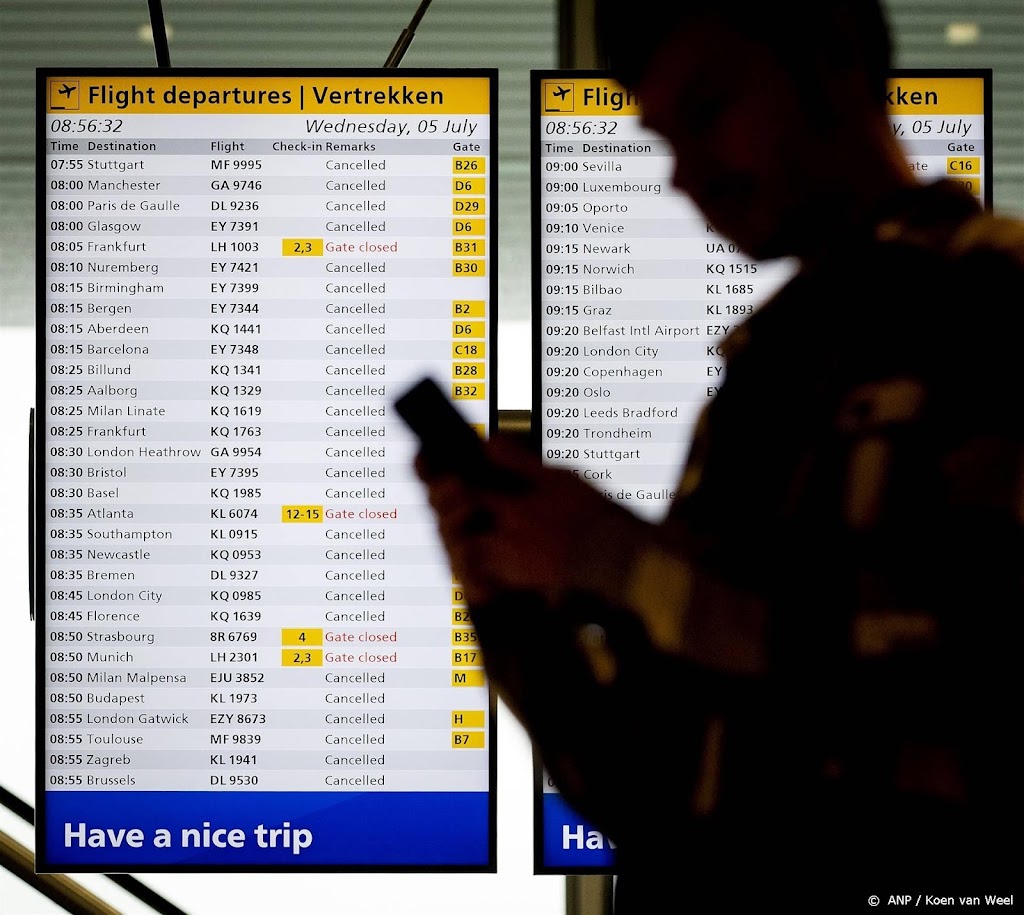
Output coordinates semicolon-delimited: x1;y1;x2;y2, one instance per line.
596;0;893;106
594;0;905;260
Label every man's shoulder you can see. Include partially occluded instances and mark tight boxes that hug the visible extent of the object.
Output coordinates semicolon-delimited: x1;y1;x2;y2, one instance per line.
866;184;1024;345
723;183;1024;368
945;209;1024;270
875;180;1024;270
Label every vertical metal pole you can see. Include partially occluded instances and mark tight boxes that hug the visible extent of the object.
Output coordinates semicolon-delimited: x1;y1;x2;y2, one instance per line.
383;0;435;68
561;4;612;911
559;0;601;69
147;0;172;67
566;873;615;915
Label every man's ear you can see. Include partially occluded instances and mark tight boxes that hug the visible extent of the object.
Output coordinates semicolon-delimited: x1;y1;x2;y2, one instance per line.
797;37;878;136
820;2;887;104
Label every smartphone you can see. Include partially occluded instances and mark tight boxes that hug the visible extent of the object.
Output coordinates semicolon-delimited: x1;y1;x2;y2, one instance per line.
394;377;491;483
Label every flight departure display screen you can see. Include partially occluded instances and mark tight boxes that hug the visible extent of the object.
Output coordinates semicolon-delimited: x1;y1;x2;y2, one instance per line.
532;68;991;873
36;68;497;872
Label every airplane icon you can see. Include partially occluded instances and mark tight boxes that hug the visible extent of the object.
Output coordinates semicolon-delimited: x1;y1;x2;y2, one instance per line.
50;79;80;109
544;82;574;112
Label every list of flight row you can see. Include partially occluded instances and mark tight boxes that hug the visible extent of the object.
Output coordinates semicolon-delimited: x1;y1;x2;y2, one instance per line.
45;116;495;796
539;123;785;507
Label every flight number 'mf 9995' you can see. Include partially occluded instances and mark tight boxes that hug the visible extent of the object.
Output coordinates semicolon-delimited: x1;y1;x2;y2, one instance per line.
211;159;262;170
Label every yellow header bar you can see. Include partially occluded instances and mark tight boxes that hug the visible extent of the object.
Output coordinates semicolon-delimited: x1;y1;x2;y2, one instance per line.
46;76;491;114
885;77;984;115
538;75;985;118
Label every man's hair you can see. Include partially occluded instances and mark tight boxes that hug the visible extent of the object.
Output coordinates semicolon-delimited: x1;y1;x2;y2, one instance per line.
595;0;894;106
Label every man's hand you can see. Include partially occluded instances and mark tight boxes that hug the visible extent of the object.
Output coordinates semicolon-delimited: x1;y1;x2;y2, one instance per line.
414;432;635;608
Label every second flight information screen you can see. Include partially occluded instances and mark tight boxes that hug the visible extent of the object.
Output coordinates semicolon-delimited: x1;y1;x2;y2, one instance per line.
532;68;990;873
36;68;497;873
